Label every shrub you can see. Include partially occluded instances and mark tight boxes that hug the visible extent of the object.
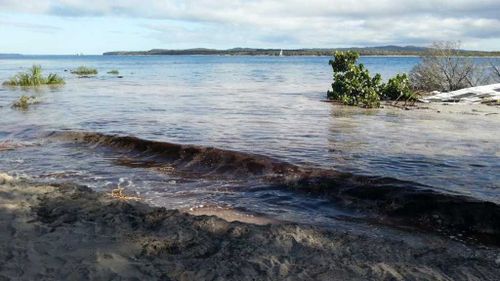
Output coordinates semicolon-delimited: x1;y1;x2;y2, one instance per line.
11;95;39;110
410;41;485;92
327;51;382;108
382;73;416;101
107;70;119;75
2;65;65;86
71;66;98;76
330;51;359;73
327;51;419;107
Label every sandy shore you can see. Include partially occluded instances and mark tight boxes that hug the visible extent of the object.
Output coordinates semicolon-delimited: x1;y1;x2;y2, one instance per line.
1;173;499;280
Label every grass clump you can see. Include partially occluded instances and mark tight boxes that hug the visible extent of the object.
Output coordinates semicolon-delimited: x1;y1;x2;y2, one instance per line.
46;73;65;85
327;51;417;108
71;66;98;76
2;65;64;87
107;70;119;75
11;95;39;110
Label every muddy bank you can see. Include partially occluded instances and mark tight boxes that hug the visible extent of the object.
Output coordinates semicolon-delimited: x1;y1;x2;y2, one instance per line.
1;175;499;280
47;131;500;246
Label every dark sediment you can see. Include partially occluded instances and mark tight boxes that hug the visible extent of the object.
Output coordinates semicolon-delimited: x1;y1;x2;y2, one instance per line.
48;131;500;246
290;175;500;246
48;130;299;178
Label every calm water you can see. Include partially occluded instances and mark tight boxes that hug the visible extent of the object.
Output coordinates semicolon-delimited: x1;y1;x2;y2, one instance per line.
0;55;499;226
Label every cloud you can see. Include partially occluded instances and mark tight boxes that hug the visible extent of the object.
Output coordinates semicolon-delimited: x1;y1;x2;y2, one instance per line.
0;19;61;33
0;0;499;48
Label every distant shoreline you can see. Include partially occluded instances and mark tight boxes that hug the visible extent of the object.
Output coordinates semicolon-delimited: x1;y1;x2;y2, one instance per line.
2;53;500;58
102;46;500;57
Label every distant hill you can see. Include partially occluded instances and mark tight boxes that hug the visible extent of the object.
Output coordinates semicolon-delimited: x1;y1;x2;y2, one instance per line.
0;53;22;58
103;46;500;57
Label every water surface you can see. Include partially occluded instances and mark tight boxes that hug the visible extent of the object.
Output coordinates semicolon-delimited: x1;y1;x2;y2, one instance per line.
0;55;499;226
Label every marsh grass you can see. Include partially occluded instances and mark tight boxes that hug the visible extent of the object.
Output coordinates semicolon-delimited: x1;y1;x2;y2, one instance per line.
107;70;119;75
71;66;98;76
11;95;39;110
2;65;65;87
46;73;65;84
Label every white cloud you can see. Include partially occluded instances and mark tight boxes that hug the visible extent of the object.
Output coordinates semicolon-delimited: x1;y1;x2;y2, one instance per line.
0;19;60;32
0;0;499;49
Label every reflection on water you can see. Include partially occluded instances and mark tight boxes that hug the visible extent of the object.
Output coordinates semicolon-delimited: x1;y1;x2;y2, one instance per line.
0;55;499;226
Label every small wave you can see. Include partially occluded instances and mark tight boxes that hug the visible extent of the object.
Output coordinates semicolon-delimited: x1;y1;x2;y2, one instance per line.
47;130;300;179
46;130;500;246
0;140;38;151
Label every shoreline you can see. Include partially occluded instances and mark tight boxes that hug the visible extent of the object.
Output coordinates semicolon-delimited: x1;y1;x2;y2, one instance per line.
5;54;500;58
1;173;499;280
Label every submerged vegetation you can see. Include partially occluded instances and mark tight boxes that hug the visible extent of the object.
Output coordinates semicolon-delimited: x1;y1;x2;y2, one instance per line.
71;66;98;76
107;70;119;75
11;95;39;110
327;51;415;108
2;65;64;87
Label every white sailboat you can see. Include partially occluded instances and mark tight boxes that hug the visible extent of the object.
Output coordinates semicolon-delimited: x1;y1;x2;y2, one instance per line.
279;49;284;56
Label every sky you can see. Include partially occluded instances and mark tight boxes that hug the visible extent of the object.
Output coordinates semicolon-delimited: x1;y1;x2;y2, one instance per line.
0;0;499;54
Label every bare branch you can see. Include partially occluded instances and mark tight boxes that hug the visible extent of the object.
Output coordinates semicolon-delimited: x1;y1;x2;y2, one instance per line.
492;62;500;79
410;41;487;92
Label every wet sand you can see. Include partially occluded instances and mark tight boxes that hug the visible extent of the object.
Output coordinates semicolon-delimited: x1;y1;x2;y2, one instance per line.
1;173;499;280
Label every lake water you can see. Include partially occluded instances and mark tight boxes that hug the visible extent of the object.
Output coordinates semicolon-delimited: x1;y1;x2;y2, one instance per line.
0;55;499;226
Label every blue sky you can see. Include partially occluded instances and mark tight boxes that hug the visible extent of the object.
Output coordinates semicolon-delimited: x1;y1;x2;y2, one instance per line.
1;0;499;54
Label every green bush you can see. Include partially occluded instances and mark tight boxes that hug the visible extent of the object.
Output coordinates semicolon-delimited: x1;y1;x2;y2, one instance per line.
71;66;98;76
327;51;417;107
330;51;359;73
107;70;119;75
327;51;382;108
2;65;65;86
382;73;416;101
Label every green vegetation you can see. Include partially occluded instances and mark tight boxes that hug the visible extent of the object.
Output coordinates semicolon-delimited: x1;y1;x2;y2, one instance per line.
382;74;416;102
327;51;382;108
327;51;416;108
71;66;98;76
2;65;64;87
107;70;119;75
11;95;39;110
